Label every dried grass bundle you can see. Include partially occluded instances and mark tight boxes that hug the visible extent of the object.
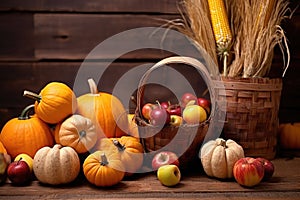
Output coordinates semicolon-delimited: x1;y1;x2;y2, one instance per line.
227;0;291;77
169;0;219;75
175;0;291;78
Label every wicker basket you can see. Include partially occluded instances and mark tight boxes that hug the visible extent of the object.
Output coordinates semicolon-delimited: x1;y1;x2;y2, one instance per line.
134;56;222;169
214;77;282;160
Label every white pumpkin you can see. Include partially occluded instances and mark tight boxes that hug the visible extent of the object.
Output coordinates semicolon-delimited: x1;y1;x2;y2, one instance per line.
199;138;244;179
54;114;98;154
33;144;80;185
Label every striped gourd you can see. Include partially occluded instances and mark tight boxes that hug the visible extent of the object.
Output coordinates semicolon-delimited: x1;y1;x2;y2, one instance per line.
207;0;232;75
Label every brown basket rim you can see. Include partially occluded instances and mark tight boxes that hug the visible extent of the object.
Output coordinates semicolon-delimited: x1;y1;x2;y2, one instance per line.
214;77;282;92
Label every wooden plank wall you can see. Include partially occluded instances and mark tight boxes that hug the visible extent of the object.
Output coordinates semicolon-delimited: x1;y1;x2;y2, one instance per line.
0;0;299;129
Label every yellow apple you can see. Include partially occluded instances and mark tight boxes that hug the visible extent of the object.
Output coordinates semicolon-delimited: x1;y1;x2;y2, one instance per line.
170;115;183;126
14;153;33;173
182;104;207;124
157;164;181;187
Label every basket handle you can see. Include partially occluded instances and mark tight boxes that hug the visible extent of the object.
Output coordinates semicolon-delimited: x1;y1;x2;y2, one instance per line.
136;56;217;120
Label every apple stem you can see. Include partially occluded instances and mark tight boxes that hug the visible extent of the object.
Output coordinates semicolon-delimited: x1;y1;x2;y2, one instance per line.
112;140;126;152
156;100;162;109
100;153;109;166
159;153;167;162
17;157;23;165
168;101;171;106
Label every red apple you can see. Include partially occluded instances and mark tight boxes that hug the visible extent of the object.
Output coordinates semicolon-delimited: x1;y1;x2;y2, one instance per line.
233;157;264;187
197;97;211;114
142;103;157;120
167;104;182;116
256;157;275;181
160;101;170;110
181;93;197;108
152;151;180;171
7;160;31;185
150;107;170;126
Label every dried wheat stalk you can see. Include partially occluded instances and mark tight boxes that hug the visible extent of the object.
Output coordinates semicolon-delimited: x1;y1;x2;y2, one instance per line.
169;0;219;76
173;0;291;78
227;0;291;77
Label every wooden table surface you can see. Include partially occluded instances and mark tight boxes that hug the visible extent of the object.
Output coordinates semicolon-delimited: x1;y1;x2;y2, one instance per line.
0;157;299;200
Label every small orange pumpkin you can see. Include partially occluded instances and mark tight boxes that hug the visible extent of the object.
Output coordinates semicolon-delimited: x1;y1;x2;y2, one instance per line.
54;114;98;154
76;79;129;138
97;136;143;174
23;82;77;124
279;123;300;149
0;105;54;158
83;150;125;187
0;141;7;154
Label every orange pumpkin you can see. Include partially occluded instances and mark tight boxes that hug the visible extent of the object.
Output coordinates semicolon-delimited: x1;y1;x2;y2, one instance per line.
54;114;98;154
23;82;77;124
83;150;125;187
279;123;300;149
0;105;54;158
0;141;7;154
97;136;143;174
76;79;129;138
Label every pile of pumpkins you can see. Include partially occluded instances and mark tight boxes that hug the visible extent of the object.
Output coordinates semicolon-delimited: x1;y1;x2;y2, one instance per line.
0;78;299;188
0;78;142;187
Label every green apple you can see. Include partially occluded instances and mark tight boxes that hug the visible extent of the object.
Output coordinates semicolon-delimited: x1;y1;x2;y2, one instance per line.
182;104;207;124
170;115;183;126
157;164;181;187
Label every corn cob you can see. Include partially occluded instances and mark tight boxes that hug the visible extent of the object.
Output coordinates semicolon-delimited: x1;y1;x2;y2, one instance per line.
207;0;232;76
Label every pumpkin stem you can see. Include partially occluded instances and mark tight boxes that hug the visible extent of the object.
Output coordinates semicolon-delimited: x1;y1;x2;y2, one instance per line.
79;130;86;139
219;139;227;148
100;153;109;166
112;139;126;152
88;78;99;94
23;90;42;102
18;104;35;120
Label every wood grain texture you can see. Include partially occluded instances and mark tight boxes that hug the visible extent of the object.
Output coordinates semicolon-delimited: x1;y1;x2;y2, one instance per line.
0;0;181;14
0;158;299;199
0;13;35;60
34;14;181;60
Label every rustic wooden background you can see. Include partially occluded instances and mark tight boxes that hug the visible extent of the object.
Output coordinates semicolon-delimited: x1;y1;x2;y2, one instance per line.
0;0;299;129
